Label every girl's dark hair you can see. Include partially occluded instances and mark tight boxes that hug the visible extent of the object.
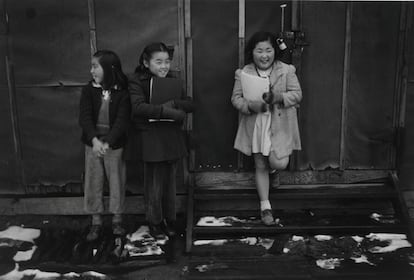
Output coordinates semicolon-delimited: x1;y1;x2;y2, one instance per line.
93;50;128;90
245;31;280;65
135;42;173;74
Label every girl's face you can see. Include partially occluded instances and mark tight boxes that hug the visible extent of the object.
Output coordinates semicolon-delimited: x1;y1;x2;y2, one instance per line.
90;57;104;84
252;40;275;71
144;51;170;78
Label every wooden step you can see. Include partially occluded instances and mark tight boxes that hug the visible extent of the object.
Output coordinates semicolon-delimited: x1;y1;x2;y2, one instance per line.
194;183;397;200
193;213;407;238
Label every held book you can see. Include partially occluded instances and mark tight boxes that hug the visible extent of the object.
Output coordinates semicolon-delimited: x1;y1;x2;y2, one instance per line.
240;70;269;101
149;77;183;122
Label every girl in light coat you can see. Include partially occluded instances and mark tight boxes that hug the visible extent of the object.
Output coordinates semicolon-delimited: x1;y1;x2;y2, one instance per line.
231;31;302;225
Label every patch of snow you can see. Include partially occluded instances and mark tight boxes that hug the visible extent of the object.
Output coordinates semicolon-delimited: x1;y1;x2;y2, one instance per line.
316;258;343;270
351;255;375;266
369;239;412;253
81;271;107;279
196;216;246;227
193;239;228;246
292;235;305;241
314;235;332;241
13;245;37;262
0;226;40;243
351;236;364;243
366;233;407;241
62;272;80;278
257;238;274;250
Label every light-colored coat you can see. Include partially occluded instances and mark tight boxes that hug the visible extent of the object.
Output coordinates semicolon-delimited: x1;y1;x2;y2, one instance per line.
231;61;302;158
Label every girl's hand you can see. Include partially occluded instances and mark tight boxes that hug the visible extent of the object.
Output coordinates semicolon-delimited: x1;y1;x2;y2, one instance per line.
161;105;186;121
248;100;268;113
262;91;284;104
92;137;106;157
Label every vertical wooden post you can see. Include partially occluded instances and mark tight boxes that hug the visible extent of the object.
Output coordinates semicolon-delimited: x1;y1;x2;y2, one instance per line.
392;2;409;169
4;1;25;190
237;0;245;170
184;0;194;253
289;1;302;171
291;0;302;31
339;2;353;170
87;0;97;56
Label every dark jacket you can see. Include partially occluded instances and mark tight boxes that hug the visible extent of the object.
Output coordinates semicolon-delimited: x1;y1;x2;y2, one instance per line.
128;72;194;162
79;82;130;149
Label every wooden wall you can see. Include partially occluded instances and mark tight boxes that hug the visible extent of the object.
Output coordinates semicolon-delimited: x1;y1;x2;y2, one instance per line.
0;0;413;217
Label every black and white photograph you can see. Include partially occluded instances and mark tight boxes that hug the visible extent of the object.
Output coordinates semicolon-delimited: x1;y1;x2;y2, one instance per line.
0;0;414;279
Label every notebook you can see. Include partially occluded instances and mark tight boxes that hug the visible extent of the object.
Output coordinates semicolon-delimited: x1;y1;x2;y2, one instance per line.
149;77;183;122
240;70;269;101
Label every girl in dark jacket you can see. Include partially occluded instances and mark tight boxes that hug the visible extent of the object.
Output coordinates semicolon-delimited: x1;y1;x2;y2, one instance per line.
79;50;130;241
129;42;193;238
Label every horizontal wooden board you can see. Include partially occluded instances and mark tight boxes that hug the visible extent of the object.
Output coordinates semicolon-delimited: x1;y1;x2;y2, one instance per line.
0;195;187;215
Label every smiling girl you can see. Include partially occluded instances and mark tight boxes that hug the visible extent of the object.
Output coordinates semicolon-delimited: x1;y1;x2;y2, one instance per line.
129;42;194;238
231;31;302;226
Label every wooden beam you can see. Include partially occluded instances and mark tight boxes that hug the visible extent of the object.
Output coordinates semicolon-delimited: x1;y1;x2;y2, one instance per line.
339;2;353;170
87;0;97;55
237;0;245;170
0;195;187;215
195;170;390;187
392;2;408;169
184;0;195;173
291;0;302;31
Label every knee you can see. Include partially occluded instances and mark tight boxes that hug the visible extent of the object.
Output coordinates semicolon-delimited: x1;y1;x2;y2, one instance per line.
269;155;289;170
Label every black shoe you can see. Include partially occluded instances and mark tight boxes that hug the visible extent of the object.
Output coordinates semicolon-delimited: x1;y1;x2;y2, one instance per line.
149;224;165;239
161;220;176;237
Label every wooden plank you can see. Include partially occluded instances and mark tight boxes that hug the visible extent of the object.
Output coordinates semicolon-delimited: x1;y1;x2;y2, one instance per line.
195;170;390;187
87;0;97;55
389;171;414;242
195;199;393;213
339;2;353;170
184;0;195;172
0;195;187;215
237;0;245;170
193;225;408;237
392;2;408;168
291;0;301;31
186;171;195;253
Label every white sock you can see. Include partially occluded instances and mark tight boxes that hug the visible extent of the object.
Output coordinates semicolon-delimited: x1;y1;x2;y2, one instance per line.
260;200;272;211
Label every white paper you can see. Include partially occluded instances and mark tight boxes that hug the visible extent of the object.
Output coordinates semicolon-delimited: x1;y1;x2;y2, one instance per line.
240;71;269;101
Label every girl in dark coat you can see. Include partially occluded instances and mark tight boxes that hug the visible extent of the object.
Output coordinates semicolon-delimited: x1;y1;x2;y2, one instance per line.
129;42;194;238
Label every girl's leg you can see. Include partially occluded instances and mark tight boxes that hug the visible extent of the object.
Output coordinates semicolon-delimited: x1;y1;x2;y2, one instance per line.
160;160;178;237
84;146;104;240
253;153;270;202
253;153;274;225
84;146;104;219
144;162;165;226
164;160;177;223
104;147;126;235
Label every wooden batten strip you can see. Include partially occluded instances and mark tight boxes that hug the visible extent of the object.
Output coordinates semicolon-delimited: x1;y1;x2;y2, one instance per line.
87;0;97;55
4;1;25;190
237;0;245;170
339;2;353;170
391;3;408;169
184;0;195;172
